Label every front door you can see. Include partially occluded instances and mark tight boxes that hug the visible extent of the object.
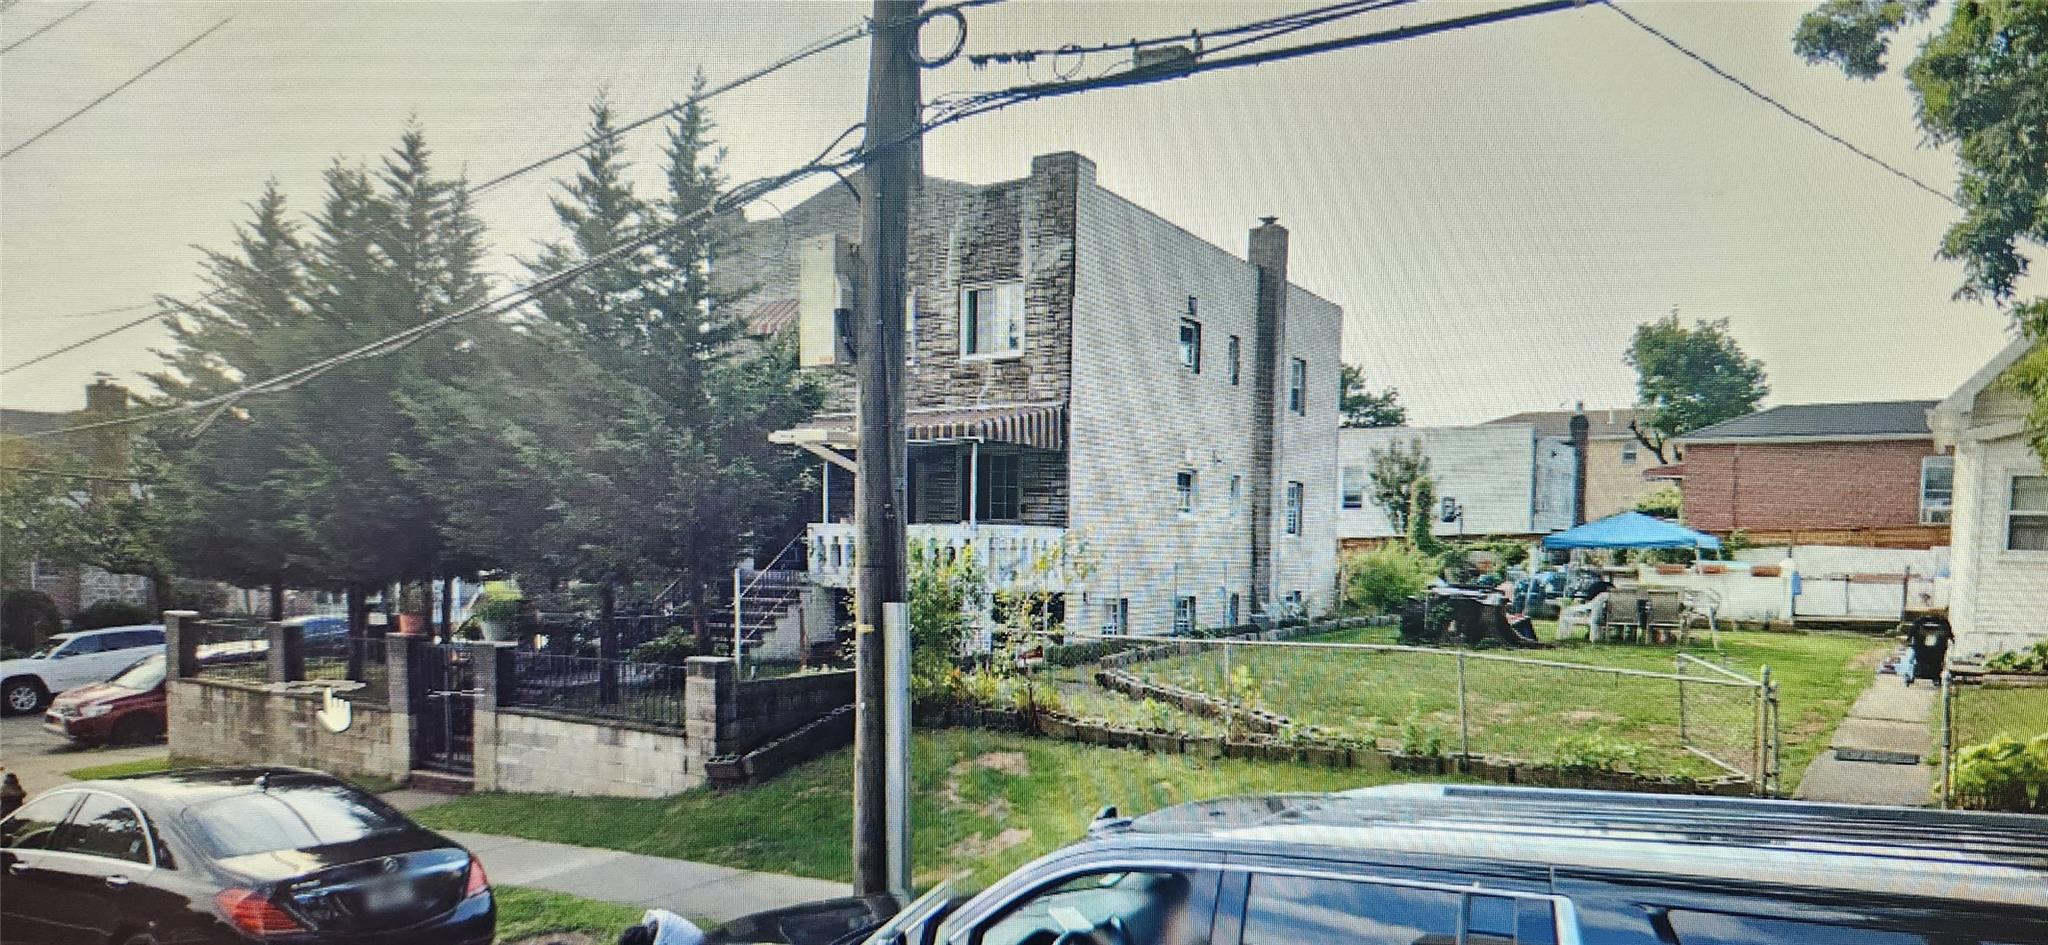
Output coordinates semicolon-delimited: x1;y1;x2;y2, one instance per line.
411;644;475;776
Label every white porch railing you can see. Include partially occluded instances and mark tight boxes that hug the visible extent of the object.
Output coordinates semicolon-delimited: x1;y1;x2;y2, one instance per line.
807;522;1071;591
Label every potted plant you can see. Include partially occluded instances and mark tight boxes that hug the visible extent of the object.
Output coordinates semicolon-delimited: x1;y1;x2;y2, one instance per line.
396;585;430;637
472;592;523;643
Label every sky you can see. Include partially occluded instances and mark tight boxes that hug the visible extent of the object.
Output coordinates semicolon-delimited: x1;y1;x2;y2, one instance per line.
1;0;2037;424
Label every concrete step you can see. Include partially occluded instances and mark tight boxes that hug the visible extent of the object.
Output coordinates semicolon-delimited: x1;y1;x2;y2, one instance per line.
408;769;475;795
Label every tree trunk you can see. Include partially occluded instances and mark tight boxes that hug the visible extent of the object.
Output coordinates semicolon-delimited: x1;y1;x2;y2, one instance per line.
345;584;368;678
380;582;396;630
269;582;285;621
598;580;620;704
441;575;455;640
148;572;175;617
692;588;711;654
420;576;436;641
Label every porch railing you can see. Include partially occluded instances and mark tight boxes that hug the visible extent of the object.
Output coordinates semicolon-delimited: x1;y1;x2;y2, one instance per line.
806;521;1070;590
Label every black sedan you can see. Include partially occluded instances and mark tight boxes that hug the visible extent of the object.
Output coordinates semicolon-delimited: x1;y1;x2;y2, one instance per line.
0;767;493;944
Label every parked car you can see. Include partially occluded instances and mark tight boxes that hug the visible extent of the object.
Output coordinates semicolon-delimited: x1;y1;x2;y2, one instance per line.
1;624;165;715
286;614;351;658
44;651;168;745
0;767;493;944
853;784;2048;945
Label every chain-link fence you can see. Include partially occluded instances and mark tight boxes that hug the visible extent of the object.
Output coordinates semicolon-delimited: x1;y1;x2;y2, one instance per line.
1939;673;2048;812
1046;631;1779;792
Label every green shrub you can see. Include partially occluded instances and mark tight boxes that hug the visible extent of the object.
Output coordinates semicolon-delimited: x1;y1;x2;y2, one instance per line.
73;600;156;630
1984;641;2048;675
1634;483;1683;519
1340;543;1438;614
629;629;698;666
1545;731;1642;772
2;589;62;653
1952;734;2048;812
1399;714;1446;758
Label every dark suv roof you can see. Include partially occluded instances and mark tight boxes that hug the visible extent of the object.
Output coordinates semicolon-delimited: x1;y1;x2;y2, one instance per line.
1116;785;2048;909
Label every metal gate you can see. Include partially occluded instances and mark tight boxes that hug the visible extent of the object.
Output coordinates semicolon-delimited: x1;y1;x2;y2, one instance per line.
412;643;476;776
1675;653;1779;795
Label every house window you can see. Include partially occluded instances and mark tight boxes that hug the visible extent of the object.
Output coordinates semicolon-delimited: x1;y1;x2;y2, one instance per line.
2009;475;2048;551
1340;465;1365;510
1227;593;1241;627
904;289;918;364
1228;335;1242;386
1920;455;1954;525
1174;595;1197;635
975;452;1022;521
1179;318;1202;373
1229;474;1242;508
1285;481;1304;535
1288;358;1307;415
1106;598;1129;633
1620;442;1639;465
961;283;1023;358
1175;470;1197;514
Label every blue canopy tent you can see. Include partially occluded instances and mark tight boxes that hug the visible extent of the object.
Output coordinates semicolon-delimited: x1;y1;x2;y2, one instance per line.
1543;511;1722;551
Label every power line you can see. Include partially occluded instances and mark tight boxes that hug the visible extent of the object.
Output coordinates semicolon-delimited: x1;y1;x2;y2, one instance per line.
1605;2;1958;208
966;0;1400;68
1;0;94;55
4;308;171;374
1;16;231;161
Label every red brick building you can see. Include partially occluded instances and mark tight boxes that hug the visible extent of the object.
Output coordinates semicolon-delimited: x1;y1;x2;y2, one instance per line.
1671;401;1951;549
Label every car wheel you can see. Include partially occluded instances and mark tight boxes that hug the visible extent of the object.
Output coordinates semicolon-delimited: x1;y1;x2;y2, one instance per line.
109;713;163;745
2;677;47;715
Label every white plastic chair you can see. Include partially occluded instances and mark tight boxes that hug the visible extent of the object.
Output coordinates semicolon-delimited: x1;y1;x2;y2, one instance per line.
1557;593;1608;643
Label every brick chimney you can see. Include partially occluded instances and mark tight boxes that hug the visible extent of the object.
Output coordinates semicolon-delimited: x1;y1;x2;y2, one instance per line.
1569;403;1590;526
1248;217;1288;616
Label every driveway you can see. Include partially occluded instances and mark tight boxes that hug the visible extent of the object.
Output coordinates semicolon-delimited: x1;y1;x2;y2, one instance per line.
0;711;167;797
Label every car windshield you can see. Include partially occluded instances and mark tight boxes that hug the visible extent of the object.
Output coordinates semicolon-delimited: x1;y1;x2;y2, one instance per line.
26;635;71;660
108;654;166;691
184;781;412;858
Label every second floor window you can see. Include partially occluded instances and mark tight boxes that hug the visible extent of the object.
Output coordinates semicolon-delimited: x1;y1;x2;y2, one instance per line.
1228;335;1241;385
961;282;1023;358
1288;358;1307;415
1620;442;1639;465
1340;465;1365;510
1920;455;1953;525
1176;470;1197;513
1285;481;1304;534
1179;318;1202;373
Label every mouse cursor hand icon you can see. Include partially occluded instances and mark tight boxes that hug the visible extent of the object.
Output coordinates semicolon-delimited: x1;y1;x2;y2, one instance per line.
316;687;353;733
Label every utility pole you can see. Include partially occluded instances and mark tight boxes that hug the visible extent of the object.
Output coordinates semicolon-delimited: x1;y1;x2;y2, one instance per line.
852;0;921;898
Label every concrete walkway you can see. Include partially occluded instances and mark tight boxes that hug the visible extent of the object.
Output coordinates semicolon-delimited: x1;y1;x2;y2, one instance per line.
449;830;849;924
1794;672;1936;806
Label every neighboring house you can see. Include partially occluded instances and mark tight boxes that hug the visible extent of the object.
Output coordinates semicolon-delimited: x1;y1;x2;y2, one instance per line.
1336;425;1575;544
1;381;154;619
1930;338;2048;658
1669;400;1950;549
1485;407;1655;520
748;152;1340;634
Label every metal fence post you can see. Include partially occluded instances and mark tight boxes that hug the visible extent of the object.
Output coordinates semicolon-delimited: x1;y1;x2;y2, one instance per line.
1221;640;1233;736
1940;669;1953;808
1456;648;1470;764
1754;665;1770;796
1676;659;1688;746
732;567;744;676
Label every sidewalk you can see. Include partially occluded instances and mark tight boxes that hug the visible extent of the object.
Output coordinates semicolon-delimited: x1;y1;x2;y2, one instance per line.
1793;672;1936;806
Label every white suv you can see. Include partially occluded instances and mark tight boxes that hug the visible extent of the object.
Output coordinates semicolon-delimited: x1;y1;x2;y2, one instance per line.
1;625;165;715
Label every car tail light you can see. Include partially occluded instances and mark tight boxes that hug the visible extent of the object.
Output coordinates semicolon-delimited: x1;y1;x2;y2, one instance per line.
216;888;305;936
464;854;489;898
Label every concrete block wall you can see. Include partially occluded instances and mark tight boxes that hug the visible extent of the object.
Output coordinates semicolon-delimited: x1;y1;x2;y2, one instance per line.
486;711;698;797
167;679;407;782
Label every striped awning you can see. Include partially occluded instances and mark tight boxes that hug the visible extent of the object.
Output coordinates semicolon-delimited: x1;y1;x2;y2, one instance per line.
800;401;1066;450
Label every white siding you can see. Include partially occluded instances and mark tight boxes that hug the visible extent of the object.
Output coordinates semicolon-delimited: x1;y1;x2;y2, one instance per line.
1069;183;1339;633
1336;425;1543;539
1945;376;2048;657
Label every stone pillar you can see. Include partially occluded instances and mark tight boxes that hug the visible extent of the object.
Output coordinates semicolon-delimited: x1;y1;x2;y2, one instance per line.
685;656;737;777
163;610;201;679
464;642;514;791
265;621;304;684
385;636;417;778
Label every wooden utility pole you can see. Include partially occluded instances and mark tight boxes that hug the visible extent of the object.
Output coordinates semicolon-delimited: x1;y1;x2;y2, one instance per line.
852;0;921;898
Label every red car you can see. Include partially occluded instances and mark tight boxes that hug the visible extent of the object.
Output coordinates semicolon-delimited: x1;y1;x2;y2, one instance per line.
43;651;166;745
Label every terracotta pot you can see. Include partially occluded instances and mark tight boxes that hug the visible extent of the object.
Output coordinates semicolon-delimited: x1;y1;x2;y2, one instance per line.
1751;566;1781;577
1655;564;1686;575
396;613;428;636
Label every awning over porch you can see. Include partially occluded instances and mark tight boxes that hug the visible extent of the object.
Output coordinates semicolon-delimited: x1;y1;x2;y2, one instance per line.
773;401;1067;452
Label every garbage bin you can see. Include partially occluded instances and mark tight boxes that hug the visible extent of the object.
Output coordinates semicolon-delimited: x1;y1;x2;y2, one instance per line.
1399;595;1430;644
1909;615;1951;683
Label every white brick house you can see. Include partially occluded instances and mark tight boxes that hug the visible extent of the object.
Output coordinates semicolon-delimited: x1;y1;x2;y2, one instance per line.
1929;337;2048;658
739;152;1340;634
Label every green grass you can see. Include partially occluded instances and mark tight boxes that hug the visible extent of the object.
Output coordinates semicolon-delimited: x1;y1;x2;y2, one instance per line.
1948;684;2048;747
64;756;195;781
1110;622;1885;788
494;886;649;943
418;728;1427;890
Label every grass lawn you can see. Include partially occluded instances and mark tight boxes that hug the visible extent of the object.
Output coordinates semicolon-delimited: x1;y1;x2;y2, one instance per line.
64;756;193;781
1946;683;2048;747
418;728;1431;890
1104;622;1886;789
494;886;650;943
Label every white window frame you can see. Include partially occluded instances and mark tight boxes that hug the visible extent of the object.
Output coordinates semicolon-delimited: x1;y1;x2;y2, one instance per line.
959;282;1024;360
2007;473;2048;553
1179;318;1202;374
1176;469;1198;515
1340;466;1366;510
1288;358;1307;415
1173;595;1197;635
1620;442;1639;465
1919;454;1954;525
1285;481;1304;535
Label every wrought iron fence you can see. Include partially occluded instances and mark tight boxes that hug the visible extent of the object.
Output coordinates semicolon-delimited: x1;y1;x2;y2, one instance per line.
189;619;270;683
505;651;687;729
303;635;389;703
1043;630;1780;793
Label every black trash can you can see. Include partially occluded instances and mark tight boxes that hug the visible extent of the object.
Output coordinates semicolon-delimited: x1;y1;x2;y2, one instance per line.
1399;596;1430;644
1909;615;1951;683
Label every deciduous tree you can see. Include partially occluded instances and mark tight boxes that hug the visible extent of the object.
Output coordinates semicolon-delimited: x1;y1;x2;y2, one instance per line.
1624;313;1768;463
1340;364;1407;428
